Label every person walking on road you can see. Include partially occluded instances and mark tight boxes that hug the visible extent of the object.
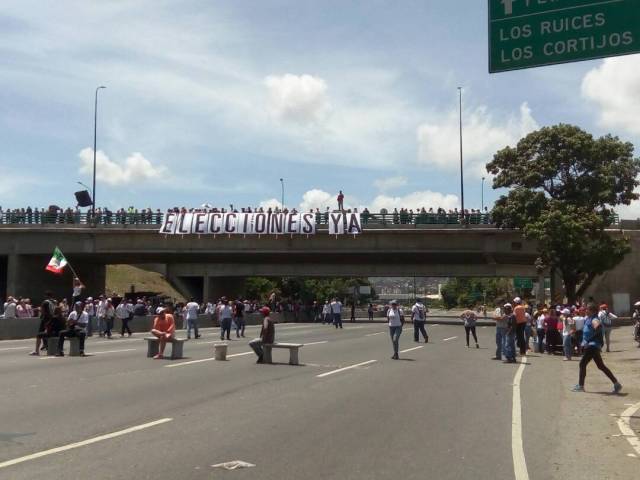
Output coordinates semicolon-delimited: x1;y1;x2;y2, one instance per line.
598;303;617;353
116;299;131;337
185;297;201;339
249;306;275;364
513;297;527;355
572;303;622;393
331;298;343;329
460;308;479;348
561;308;575;361
234;297;246;338
103;299;115;338
367;303;374;321
411;298;429;343
218;297;233;340
387;300;403;360
502;303;517;363
322;300;332;325
492;304;506;360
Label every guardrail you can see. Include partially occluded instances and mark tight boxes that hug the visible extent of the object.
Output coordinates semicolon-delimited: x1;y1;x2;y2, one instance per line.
0;211;621;227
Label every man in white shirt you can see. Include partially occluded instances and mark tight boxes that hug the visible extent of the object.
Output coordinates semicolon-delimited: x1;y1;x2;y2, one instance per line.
330;298;343;329
218;297;233;340
411;299;429;343
598;304;617;353
116;300;132;337
185;297;201;339
96;295;107;337
56;301;89;356
387;300;403;359
3;297;17;319
85;297;96;336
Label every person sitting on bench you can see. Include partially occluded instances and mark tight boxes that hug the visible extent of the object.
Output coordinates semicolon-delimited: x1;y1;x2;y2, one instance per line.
150;306;176;359
30;301;63;356
249;306;275;364
57;301;89;356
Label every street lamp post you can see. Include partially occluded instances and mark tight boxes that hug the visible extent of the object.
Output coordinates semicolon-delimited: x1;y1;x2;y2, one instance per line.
92;86;106;219
481;176;485;211
458;87;465;220
280;178;284;209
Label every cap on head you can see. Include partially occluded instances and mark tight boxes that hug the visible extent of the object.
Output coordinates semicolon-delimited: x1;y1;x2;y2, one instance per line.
390;300;398;305
561;308;571;316
156;307;165;314
259;306;271;316
635;301;640;307
513;297;522;304
503;303;512;309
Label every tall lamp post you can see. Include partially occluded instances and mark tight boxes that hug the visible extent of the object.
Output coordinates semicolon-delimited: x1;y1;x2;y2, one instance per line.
92;86;106;219
481;176;485;211
458;87;465;219
280;178;284;209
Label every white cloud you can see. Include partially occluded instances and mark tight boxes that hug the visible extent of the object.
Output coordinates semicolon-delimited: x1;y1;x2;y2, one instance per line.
369;191;459;212
417;102;539;177
373;176;408;192
582;56;640;136
259;198;283;210
264;74;330;124
78;148;168;185
299;189;333;211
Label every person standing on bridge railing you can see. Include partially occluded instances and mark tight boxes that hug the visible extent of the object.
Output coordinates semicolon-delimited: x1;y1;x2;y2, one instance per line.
337;191;344;211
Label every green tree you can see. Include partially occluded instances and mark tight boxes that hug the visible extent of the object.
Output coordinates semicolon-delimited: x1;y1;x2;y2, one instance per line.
244;277;278;302
487;124;640;303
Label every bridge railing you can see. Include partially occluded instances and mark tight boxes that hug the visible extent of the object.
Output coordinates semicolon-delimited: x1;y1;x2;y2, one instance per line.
0;211;621;227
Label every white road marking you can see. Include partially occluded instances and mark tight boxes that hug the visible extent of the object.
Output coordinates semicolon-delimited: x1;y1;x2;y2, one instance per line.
365;332;384;337
165;351;253;368
316;360;377;378
0;418;173;469
627;453;637;458
431;324;439;327
399;346;423;353
304;341;328;346
92;349;138;355
443;336;458;342
0;346;30;352
511;357;530;480
617;401;640;457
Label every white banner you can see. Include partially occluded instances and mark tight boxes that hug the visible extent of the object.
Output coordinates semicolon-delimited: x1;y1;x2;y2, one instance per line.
159;212;361;236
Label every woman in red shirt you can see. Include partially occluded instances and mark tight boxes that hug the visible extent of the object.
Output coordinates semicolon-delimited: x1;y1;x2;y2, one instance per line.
151;307;176;359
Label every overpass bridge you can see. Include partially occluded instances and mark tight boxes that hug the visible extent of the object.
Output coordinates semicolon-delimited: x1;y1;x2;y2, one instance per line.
0;223;543;303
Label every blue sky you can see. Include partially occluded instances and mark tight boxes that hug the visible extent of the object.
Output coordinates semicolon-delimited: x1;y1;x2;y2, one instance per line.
1;0;639;216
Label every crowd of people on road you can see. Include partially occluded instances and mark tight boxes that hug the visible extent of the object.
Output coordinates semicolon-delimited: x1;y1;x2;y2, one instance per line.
5;280;637;390
489;296;625;394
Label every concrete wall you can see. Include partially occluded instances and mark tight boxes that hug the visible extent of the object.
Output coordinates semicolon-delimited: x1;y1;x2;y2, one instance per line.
0;312;294;340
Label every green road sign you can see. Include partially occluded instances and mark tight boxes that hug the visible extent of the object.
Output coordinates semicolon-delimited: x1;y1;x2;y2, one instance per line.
489;0;640;73
514;277;534;289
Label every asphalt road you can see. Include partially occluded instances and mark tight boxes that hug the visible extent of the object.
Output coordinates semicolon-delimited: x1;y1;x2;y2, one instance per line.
0;322;636;479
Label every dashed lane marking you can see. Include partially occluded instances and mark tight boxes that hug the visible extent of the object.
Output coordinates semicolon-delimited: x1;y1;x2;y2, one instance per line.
365;332;385;337
0;346;30;352
0;418;173;469
399;346;423;354
442;336;458;342
316;360;377;378
165;351;253;368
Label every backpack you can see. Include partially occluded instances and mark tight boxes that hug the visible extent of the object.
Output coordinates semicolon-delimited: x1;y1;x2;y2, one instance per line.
414;305;425;321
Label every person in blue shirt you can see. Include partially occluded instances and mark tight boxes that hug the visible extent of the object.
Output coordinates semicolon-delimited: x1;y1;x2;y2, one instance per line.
572;303;622;393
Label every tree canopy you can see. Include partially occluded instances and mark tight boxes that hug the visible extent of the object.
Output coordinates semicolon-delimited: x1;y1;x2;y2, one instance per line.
487;124;640;303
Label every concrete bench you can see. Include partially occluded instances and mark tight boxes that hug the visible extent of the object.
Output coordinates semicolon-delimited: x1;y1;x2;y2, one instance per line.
263;343;304;365
144;337;185;359
48;336;81;356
